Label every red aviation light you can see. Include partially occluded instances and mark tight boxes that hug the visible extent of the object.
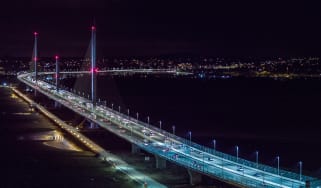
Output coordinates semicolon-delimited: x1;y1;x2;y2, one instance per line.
55;55;59;60
90;67;98;73
34;32;38;36
91;26;96;31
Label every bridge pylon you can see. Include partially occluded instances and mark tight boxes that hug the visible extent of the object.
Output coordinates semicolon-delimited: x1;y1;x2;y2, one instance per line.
55;55;59;92
90;26;97;106
33;32;38;83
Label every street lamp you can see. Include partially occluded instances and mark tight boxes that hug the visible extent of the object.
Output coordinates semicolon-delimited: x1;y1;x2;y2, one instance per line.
188;131;192;145
130;126;133;137
136;112;139;121
172;125;175;135
256;151;259;168
236;146;239;163
111;103;114;110
276;156;280;175
159;120;162;130
213;139;216;152
127;108;129;117
118;105;121;113
299;161;302;181
147;116;150;124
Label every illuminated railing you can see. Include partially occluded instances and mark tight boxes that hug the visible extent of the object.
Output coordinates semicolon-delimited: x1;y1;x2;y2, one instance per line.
108;107;312;183
89;98;316;188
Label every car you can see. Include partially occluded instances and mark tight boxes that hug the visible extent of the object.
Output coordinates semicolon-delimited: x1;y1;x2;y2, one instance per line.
254;173;262;177
172;154;179;159
162;148;169;152
237;166;244;171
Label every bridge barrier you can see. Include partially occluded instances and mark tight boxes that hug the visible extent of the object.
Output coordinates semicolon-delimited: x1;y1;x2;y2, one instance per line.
137;141;278;188
108;107;314;183
92;99;318;187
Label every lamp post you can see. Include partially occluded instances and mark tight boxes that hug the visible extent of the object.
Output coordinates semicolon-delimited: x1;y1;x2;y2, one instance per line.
159;120;162;130
136;112;139;121
276;156;280;175
111;103;114;110
172;125;175;135
256;151;259;168
213;139;216;152
299;161;302;181
236;146;239;163
118;106;120;113
147;116;150;124
130;126;133;137
127;108;130;117
188;131;192;145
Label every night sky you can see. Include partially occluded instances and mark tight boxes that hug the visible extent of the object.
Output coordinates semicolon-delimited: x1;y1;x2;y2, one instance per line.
1;1;321;57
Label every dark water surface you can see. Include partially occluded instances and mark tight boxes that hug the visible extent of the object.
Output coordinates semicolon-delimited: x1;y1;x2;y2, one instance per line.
62;75;321;174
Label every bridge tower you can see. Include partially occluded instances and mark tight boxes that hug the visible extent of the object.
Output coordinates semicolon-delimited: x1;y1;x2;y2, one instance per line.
33;32;38;83
55;55;59;91
91;26;97;106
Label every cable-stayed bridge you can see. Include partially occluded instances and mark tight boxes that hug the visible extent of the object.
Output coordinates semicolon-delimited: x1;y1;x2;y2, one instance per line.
17;26;321;188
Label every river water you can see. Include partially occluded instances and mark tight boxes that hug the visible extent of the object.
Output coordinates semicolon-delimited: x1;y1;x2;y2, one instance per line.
61;74;321;174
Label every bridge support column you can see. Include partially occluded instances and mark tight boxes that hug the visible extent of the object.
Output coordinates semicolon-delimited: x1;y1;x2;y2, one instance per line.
131;144;140;154
155;155;166;169
54;101;61;108
89;121;98;129
187;169;202;185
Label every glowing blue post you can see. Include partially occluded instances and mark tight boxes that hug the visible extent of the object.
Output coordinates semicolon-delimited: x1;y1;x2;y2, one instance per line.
213;139;216;152
91;26;97;106
299;161;302;181
236;146;239;163
256;150;259;168
276;156;280;175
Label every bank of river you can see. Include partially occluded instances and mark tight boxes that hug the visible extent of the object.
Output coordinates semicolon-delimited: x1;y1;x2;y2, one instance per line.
0;87;138;188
